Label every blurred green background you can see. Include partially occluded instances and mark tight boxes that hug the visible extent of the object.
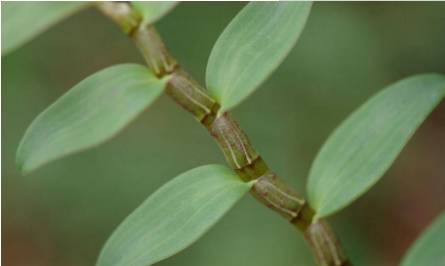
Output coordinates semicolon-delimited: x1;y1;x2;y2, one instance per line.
2;2;445;266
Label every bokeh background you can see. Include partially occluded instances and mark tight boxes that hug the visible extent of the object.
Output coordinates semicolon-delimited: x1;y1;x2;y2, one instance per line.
2;2;445;266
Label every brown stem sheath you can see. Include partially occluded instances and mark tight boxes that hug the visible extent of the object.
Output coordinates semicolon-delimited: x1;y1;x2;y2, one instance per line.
97;2;350;266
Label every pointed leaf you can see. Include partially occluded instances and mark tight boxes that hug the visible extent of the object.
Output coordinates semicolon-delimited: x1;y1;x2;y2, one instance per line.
206;2;312;112
17;64;168;174
401;212;445;266
131;2;177;25
2;2;88;55
97;164;253;266
307;74;445;218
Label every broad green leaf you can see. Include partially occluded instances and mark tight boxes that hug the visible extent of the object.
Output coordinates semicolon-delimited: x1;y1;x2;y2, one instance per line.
17;64;168;174
97;164;253;266
307;74;445;218
206;2;312;112
401;212;445;266
1;2;88;55
131;2;177;25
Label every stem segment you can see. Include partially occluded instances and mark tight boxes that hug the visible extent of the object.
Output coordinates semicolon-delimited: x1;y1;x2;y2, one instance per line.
97;2;350;265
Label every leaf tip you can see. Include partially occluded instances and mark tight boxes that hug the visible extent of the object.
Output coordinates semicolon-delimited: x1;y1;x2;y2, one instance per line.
15;137;41;175
15;149;32;176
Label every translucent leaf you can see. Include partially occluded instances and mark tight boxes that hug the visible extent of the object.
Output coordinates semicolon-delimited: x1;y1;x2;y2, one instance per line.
131;2;178;25
17;64;168;174
1;2;88;55
97;164;253;266
307;74;445;218
206;2;312;112
401;212;445;266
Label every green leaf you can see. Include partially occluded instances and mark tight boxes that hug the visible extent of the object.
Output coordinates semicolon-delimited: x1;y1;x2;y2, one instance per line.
206;2;312;112
97;164;253;266
401;212;445;266
307;74;445;218
1;2;88;55
131;2;177;25
17;64;168;174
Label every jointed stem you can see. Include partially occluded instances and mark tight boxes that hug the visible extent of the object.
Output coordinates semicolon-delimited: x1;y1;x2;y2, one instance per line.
97;2;350;266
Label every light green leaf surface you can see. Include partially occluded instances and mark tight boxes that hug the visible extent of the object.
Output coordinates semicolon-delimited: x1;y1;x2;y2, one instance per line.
131;2;177;25
17;64;167;174
307;74;445;218
97;164;253;266
401;212;445;266
1;2;88;55
206;2;312;112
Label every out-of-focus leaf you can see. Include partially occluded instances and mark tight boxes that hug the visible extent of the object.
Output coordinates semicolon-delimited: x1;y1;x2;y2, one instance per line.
307;74;445;218
1;2;88;55
131;2;177;25
206;2;312;112
17;64;167;174
97;164;253;266
401;212;445;266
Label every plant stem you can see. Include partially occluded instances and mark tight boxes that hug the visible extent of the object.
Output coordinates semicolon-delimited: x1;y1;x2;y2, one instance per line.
97;2;351;266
